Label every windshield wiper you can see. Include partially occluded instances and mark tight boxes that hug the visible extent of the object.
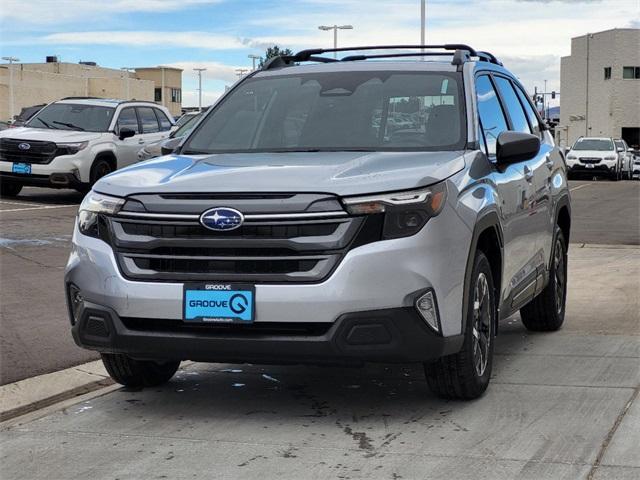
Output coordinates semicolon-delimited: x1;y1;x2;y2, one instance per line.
33;117;53;129
53;121;85;131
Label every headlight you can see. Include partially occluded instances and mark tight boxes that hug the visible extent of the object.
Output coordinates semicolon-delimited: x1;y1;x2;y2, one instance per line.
78;191;124;238
57;141;89;155
342;183;447;239
566;154;577;160
604;156;617;161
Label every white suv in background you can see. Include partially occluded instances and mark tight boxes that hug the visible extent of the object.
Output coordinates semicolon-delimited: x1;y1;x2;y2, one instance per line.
566;137;621;180
614;138;634;180
0;98;174;197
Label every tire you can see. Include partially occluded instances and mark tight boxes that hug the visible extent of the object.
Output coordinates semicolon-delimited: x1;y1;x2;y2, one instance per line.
90;157;114;185
0;180;23;197
424;251;496;400
520;226;567;332
101;353;180;387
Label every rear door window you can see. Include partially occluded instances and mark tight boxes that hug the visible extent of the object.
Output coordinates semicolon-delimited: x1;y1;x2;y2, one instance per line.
476;75;508;156
154;109;172;131
137;107;160;133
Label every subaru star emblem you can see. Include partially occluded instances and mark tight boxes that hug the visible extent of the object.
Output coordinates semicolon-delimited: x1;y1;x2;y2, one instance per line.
18;143;31;151
200;207;244;231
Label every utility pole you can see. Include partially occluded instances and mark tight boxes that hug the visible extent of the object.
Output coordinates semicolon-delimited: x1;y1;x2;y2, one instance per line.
318;25;354;58
248;54;261;71
2;56;20;121
193;68;206;112
543;79;547;120
420;0;426;46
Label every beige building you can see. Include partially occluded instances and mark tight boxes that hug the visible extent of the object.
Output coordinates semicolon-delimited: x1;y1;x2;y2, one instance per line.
0;60;182;121
559;28;640;148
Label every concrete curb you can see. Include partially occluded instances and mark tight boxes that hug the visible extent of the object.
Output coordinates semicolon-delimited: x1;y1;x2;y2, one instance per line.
0;360;114;422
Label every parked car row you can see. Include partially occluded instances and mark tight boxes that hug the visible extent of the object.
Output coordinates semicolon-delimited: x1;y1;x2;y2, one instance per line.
565;136;638;180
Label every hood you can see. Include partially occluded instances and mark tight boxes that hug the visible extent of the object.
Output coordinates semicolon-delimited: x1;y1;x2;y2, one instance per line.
96;150;466;197
0;126;102;143
569;149;617;159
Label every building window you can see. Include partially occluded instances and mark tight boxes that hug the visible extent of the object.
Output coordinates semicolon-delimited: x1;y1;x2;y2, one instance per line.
622;66;640;79
171;88;182;103
604;67;611;80
154;88;162;102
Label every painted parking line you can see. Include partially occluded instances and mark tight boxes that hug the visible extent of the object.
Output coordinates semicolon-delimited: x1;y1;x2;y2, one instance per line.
0;204;78;213
0;200;43;207
570;183;592;192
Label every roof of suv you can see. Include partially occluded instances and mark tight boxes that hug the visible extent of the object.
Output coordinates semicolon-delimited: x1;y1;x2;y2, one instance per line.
55;98;162;108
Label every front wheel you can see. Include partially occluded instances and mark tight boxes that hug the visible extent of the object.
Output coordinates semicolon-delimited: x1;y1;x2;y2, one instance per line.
520;227;567;331
101;354;180;387
0;180;23;197
424;251;496;400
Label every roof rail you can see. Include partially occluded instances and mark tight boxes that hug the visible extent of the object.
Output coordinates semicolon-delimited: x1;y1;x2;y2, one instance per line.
476;51;503;66
60;96;102;100
262;44;481;70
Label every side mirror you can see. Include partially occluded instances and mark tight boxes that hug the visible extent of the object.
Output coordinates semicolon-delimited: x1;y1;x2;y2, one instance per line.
119;127;136;140
496;131;540;166
160;137;182;155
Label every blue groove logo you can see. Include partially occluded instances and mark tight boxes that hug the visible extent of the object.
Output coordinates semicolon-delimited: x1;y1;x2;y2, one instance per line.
199;207;244;231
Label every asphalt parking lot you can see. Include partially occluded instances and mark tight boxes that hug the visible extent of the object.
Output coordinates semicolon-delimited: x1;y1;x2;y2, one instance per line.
0;180;639;479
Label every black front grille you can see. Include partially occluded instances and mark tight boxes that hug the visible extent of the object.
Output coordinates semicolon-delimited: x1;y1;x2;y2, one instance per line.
0;138;58;164
579;157;602;164
107;196;373;283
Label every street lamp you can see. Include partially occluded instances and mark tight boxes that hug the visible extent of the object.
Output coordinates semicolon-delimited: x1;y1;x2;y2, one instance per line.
235;68;249;79
193;68;206;112
2;56;20;121
248;54;261;71
318;25;353;58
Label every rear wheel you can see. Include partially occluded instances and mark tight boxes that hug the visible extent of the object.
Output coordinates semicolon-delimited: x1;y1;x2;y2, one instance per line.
0;180;23;197
520;227;567;331
424;251;495;400
101;353;180;387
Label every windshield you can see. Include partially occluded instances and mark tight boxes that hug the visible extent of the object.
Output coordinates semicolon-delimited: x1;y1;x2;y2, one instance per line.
573;138;614;151
174;113;196;128
183;71;464;154
614;140;625;150
28;103;115;132
174;112;202;137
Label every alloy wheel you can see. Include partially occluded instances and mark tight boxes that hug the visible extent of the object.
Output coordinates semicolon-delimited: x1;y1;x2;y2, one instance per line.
472;272;492;377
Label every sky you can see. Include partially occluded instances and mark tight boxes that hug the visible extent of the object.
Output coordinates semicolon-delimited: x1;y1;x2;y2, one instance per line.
1;0;638;107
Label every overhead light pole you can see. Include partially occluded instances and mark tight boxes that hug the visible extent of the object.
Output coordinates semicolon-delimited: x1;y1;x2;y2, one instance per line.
2;56;20;121
318;25;353;58
248;54;261;71
193;68;206;112
235;68;249;79
420;0;426;49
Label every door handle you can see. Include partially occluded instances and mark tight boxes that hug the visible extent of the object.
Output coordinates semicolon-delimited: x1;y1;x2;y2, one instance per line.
545;154;554;170
524;165;534;182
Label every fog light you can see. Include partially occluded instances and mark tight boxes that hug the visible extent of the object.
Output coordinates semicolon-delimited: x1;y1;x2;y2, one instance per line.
68;284;83;325
415;290;439;333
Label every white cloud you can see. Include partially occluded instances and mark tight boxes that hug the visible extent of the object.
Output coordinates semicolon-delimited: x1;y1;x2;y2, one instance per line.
0;0;222;24
164;61;247;83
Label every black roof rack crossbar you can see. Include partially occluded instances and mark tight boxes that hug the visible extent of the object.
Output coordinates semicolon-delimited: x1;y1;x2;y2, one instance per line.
293;44;477;62
60;96;102;100
262;44;503;70
341;51;456;62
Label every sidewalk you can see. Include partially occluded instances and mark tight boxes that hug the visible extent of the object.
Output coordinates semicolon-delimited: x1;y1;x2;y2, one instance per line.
1;245;638;480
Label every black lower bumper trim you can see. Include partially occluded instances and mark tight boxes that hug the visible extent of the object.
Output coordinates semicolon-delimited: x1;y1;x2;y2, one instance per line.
0;172;83;189
71;301;463;365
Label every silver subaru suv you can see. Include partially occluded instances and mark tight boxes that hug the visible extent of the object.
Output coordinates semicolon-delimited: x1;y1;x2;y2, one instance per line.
65;45;571;399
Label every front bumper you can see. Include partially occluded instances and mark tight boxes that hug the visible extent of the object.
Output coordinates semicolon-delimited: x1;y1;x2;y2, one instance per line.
567;162;616;175
70;299;463;364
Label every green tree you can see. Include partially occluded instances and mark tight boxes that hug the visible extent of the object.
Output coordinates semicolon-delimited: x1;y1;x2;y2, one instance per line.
258;45;294;68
